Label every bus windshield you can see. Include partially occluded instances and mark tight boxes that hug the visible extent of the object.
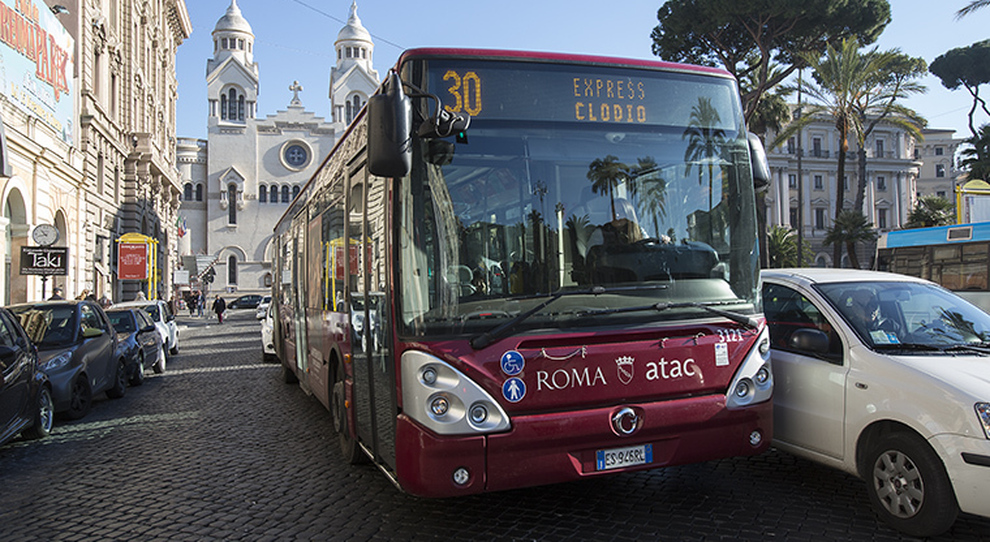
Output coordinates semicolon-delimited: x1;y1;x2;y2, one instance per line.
397;60;759;335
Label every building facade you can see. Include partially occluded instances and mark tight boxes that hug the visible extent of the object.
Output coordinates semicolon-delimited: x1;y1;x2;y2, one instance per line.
0;0;189;304
765;113;923;268
177;1;379;299
913;128;964;200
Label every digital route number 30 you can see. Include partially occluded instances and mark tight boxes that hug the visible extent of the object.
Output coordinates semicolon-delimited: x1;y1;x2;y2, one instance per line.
443;70;482;116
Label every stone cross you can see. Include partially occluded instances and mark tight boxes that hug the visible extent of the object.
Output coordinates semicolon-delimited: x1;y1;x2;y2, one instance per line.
289;80;303;105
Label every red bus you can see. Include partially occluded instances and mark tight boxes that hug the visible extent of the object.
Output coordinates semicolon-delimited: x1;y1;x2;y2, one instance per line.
271;48;773;497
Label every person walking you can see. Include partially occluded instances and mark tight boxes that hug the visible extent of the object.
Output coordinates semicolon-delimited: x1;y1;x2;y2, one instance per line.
48;286;64;300
197;291;205;317
212;295;227;324
188;293;197;317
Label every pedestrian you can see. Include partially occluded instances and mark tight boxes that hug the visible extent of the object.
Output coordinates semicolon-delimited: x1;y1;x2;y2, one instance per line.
135;291;147;301
48;286;64;300
197;291;205;317
76;289;90;301
212;295;227;324
188;294;197;316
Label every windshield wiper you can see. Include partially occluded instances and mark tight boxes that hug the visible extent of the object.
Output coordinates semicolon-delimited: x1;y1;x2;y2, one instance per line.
873;343;990;355
468;284;667;349
578;300;760;330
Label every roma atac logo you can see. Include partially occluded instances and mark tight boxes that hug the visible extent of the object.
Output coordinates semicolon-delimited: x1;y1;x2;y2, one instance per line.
615;356;634;385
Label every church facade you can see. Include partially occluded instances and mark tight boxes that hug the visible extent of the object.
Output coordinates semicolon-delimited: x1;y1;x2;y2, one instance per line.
176;1;378;299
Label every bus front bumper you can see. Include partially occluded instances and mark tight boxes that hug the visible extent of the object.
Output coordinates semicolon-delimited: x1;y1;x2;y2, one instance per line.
394;394;772;497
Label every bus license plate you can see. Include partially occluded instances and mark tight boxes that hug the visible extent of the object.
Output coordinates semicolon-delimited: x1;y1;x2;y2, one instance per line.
596;444;653;471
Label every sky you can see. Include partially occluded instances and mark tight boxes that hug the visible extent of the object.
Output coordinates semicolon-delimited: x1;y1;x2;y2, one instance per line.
174;0;990;142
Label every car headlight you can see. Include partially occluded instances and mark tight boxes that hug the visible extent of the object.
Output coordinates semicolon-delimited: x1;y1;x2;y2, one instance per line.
976;403;990;439
726;326;773;409
43;351;73;372
401;350;511;435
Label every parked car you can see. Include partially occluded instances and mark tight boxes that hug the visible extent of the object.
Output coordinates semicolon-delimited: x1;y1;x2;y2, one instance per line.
260;303;276;362
228;294;263;310
112;300;178;359
9;300;125;420
255;295;271;320
105;308;164;385
0;306;53;446
762;269;990;537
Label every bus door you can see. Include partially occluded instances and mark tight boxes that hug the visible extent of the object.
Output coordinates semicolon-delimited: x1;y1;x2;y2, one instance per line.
292;218;308;378
348;164;396;468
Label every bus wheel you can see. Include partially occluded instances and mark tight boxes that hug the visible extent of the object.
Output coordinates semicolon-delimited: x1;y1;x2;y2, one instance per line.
332;365;365;464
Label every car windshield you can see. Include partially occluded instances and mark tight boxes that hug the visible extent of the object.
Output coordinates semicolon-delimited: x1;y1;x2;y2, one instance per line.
395;64;759;337
143;305;161;321
10;305;77;347
818;281;990;349
106;311;135;333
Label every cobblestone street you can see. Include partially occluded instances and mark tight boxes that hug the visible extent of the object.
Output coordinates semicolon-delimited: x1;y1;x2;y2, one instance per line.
2;310;988;541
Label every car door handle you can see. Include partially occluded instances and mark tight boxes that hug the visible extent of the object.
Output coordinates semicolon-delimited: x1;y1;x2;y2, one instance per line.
854;382;868;390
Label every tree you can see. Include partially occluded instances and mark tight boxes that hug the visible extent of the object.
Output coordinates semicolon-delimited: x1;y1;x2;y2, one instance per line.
683;97;727;245
766;225;813;268
957;0;990;18
586;155;628;220
905;195;955;229
850;51;927;214
823;210;876;269
651;0;891;123
929;40;990;138
959;124;990;182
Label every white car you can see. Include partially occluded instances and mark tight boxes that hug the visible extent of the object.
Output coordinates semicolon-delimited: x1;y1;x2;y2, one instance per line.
112;300;179;358
255;295;271;320
762;269;990;537
260;303;276;362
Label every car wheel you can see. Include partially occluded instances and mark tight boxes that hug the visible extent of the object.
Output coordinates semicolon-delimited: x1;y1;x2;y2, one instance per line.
130;353;146;386
66;375;92;420
331;363;365;464
153;346;166;374
169;342;178;355
22;386;54;440
865;431;959;537
106;359;127;399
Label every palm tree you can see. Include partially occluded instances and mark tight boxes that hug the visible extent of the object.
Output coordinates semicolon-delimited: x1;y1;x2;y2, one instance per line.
767;225;813;268
957;0;990;18
774;38;902;267
683;97;726;245
823;210;877;269
586;155;628;220
960;124;990;182
906;195;955;229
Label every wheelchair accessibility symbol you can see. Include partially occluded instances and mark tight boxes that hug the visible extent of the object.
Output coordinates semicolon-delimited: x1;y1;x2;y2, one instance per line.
502;377;526;403
500;350;525;375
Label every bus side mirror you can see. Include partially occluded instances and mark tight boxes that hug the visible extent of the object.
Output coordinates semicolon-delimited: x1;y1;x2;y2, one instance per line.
748;133;770;191
368;71;412;178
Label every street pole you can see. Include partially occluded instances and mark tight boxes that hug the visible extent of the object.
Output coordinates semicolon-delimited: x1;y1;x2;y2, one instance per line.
796;69;804;267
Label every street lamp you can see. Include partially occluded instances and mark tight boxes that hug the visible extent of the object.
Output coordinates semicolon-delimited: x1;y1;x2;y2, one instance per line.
50;5;69;15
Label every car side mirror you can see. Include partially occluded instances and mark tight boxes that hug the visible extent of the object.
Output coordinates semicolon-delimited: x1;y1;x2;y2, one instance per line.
142;324;156;333
166;314;175;322
788;328;830;355
0;344;17;363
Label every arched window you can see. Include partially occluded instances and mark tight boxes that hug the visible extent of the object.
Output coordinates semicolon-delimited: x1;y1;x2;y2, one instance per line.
228;255;238;285
270;185;279;204
292;185;300;199
228;88;237;121
195;183;204;201
281;185;290;203
228;184;237;224
259;184;267;203
220;94;227;120
183;183;193;201
238;95;245;121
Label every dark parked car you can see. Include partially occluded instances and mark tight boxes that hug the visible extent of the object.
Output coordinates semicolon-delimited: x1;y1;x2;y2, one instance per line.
106;308;164;386
9;300;125;420
228;295;263;309
1;306;53;446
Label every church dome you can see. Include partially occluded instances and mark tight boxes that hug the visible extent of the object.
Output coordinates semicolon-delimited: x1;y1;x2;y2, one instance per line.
214;0;253;36
336;2;371;44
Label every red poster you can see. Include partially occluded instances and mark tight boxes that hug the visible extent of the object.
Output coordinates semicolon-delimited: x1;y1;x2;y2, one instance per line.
118;243;148;280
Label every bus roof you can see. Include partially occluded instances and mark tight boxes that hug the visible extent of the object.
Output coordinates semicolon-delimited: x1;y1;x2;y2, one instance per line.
397;48;735;80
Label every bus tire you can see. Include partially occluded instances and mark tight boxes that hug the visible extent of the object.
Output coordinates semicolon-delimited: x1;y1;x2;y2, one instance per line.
332;362;365;464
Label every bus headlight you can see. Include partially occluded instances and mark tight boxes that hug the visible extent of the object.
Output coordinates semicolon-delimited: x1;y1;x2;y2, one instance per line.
726;327;773;409
401;351;511;435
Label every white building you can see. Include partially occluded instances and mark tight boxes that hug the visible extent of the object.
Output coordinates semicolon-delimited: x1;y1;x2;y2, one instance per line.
177;1;379;299
914;128;964;200
765;113;922;268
